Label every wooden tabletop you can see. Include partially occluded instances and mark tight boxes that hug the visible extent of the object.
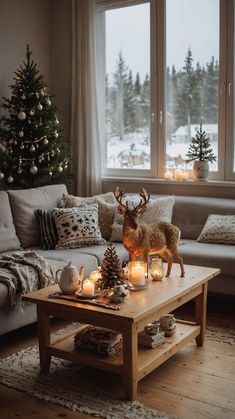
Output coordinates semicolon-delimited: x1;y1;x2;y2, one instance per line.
23;264;220;323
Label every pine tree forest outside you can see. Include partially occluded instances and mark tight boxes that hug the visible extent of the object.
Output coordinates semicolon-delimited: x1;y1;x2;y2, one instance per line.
104;1;219;173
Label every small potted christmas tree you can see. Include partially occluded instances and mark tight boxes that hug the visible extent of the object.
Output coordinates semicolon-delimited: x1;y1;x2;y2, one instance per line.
98;242;124;292
186;125;216;181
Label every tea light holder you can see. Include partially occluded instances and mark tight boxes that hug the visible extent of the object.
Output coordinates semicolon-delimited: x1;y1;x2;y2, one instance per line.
150;256;165;281
128;261;147;286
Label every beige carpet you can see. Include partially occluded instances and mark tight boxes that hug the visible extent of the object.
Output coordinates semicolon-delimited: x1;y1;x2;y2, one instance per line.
0;325;234;419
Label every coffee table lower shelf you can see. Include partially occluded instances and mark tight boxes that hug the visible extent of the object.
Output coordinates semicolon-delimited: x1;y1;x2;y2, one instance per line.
48;321;201;381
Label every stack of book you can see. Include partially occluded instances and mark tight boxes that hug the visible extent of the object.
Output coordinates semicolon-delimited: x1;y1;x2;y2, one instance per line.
74;325;123;356
138;330;165;349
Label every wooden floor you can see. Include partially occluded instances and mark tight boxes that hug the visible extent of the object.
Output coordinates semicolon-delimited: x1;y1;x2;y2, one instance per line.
0;295;234;419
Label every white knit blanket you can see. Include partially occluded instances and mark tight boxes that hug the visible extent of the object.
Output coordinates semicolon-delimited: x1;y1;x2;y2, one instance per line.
0;251;56;308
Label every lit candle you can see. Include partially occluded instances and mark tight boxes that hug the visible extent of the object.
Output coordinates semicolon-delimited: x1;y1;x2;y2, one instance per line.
182;171;189;180
89;270;100;284
82;279;95;295
174;169;183;181
164;170;173;180
131;266;145;285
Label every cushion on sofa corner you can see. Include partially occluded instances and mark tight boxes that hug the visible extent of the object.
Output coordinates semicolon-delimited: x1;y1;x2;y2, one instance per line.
52;205;106;249
35;208;58;249
0;190;21;252
7;184;68;248
197;214;235;244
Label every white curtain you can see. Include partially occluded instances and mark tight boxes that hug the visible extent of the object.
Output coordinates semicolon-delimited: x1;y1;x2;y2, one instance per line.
71;0;103;197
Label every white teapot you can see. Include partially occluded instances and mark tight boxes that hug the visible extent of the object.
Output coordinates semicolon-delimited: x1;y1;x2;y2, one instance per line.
56;261;84;294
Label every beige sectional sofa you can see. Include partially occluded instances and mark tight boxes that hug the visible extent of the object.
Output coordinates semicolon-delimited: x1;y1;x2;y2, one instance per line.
0;184;234;336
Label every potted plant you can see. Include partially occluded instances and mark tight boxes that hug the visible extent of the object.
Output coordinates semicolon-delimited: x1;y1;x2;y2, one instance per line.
186;125;216;180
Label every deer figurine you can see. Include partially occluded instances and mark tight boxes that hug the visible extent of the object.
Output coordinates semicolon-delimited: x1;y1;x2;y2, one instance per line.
114;187;185;277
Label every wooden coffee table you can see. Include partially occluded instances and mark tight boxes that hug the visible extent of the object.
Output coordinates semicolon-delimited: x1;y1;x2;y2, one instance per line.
23;264;220;400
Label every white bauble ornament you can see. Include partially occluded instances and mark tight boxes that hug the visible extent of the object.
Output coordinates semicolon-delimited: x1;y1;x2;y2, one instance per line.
37;103;43;111
57;166;63;173
17;111;26;120
55;118;59;125
17;168;23;174
30;164;38;175
30;145;36;152
29;110;35;116
0;171;4;179
19;130;24;138
21;94;26;100
43;138;48;145
55;131;59;138
47;98;51;106
49;170;53;176
64;165;68;170
7;176;13;183
41;89;45;96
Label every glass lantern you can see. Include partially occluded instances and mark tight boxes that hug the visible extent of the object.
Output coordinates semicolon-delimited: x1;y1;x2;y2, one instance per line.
150;256;165;281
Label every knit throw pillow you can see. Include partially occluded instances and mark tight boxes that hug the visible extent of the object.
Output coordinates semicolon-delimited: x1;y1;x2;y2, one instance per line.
52;205;106;249
110;195;175;242
197;214;235;244
35;209;58;250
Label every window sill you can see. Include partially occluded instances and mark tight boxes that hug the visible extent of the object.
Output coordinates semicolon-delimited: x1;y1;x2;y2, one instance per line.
102;176;235;188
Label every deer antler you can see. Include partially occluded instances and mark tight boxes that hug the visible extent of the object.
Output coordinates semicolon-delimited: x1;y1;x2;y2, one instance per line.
133;188;150;211
114;187;129;209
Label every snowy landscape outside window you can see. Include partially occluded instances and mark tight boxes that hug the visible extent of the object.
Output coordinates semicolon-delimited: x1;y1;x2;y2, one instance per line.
105;3;150;170
165;0;219;172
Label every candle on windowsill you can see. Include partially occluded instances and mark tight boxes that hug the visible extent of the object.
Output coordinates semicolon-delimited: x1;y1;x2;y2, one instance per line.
164;170;173;180
82;279;95;295
174;169;183;181
182;171;189;180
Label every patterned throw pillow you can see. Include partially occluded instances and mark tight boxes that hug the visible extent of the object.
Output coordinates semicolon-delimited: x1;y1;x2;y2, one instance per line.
52;205;106;249
35;209;58;250
110;195;175;242
197;214;235;244
58;192;116;240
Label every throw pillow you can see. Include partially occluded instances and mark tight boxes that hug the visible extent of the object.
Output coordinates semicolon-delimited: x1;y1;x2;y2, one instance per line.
58;191;117;240
35;209;58;250
197;214;235;244
110;195;175;242
52;205;106;249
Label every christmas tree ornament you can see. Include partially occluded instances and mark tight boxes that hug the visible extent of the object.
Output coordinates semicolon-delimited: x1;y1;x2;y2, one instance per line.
9;139;14;145
30;163;38;175
64;164;68;170
49;170;53;176
57;148;61;154
37;103;43;111
55;118;59;125
29;110;35;116
57;165;63;173
46;98;51;106
17;111;26;120
19;130;24;137
21;94;26;100
28;119;31;124
9;147;13;154
30;144;36;152
14;140;18;145
41;89;45;96
17;167;23;174
7;175;14;183
20;143;25;149
55;131;59;138
43;137;48;145
0;171;4;179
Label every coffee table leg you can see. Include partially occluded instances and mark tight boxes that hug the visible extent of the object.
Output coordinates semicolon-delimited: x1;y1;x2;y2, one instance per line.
37;305;51;372
195;282;208;346
122;323;138;400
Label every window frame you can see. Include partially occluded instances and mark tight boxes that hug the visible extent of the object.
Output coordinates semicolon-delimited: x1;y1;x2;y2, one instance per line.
97;0;234;182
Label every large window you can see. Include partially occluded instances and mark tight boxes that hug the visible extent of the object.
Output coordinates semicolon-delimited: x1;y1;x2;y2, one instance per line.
98;0;234;181
105;3;150;170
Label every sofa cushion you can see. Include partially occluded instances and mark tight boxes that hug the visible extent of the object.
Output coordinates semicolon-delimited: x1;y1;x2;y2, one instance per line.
7;184;68;248
179;240;235;277
35;209;58;249
58;191;116;240
172;195;235;240
0;191;21;252
197;214;235;244
110;195;175;242
52;205;106;249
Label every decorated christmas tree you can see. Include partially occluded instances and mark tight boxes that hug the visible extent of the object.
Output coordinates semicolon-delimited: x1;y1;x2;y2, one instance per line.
186;125;216;163
0;45;71;188
98;242;124;291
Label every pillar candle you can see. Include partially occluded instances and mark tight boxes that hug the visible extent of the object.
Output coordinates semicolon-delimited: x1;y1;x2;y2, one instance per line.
131;266;145;285
82;279;95;295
